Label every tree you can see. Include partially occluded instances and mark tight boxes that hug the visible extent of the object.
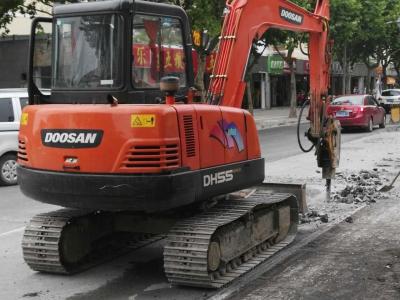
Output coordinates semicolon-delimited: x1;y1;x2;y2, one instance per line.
1;0;24;35
0;1;79;36
252;0;313;118
173;0;224;97
330;0;362;94
149;0;224;98
330;0;400;93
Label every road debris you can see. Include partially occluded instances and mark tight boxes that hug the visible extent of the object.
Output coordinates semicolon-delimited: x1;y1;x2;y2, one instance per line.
22;292;41;298
332;170;386;205
345;216;353;223
299;210;329;224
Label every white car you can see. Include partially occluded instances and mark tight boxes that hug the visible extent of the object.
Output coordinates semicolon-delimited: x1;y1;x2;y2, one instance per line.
0;89;29;186
378;89;400;113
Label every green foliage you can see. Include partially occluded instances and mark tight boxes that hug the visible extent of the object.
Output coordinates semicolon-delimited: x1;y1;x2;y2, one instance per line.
0;0;78;36
331;0;400;70
0;0;24;35
260;0;314;61
172;0;224;37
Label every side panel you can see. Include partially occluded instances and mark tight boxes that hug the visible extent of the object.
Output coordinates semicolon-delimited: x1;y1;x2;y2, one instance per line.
19;104;181;174
173;105;200;171
244;110;261;160
220;107;248;164
194;105;225;169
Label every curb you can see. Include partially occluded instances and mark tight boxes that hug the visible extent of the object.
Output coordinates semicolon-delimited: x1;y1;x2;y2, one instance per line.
255;119;308;131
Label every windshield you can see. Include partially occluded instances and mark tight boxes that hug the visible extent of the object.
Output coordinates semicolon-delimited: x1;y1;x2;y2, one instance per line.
53;14;123;89
331;95;364;106
382;90;400;97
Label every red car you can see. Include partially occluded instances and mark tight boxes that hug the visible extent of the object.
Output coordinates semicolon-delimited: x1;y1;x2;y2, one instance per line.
327;95;386;132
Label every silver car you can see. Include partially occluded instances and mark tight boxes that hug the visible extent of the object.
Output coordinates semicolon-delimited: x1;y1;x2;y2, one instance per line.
0;89;29;185
378;89;400;113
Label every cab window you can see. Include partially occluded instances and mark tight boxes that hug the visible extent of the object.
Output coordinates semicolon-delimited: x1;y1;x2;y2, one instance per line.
0;99;14;122
132;14;187;89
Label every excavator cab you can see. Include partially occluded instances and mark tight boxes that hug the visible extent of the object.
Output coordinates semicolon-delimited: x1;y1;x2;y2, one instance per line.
28;0;195;105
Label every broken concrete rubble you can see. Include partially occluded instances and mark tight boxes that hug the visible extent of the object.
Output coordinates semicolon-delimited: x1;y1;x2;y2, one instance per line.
333;169;385;205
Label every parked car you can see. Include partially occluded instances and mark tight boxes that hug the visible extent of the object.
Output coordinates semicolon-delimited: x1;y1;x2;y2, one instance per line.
327;94;386;132
378;89;400;113
0;89;29;186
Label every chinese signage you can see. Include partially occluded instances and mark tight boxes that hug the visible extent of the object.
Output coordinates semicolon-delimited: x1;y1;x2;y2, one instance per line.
132;45;185;73
192;30;202;47
132;44;216;74
267;55;284;75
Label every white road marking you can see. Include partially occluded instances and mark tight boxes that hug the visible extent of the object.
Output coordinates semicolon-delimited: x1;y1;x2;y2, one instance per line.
0;227;25;237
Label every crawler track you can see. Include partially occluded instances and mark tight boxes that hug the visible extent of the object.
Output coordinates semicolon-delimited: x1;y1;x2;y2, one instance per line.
22;209;164;274
164;191;298;288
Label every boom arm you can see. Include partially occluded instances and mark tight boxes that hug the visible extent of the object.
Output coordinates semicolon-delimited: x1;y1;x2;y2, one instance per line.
208;0;340;182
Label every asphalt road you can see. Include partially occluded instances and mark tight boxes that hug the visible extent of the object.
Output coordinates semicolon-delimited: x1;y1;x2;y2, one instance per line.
259;123;374;162
0;124;386;300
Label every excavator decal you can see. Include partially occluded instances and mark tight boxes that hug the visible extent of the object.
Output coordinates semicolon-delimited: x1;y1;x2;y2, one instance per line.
210;119;244;152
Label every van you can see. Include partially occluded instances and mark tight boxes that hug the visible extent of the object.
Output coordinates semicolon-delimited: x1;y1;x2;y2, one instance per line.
0;89;29;185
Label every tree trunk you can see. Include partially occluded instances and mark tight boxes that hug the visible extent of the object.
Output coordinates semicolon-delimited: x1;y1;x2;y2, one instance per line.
195;53;207;100
341;44;347;95
346;71;351;94
288;61;297;118
382;66;388;90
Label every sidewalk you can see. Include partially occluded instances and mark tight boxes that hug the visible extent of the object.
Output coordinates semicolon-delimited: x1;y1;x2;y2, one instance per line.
253;107;309;131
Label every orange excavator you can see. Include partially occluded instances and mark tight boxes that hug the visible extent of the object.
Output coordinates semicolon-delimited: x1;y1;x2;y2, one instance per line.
19;0;340;288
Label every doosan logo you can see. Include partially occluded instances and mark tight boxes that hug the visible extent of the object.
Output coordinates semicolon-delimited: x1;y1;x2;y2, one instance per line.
41;129;103;148
203;170;234;187
44;132;97;144
279;7;303;25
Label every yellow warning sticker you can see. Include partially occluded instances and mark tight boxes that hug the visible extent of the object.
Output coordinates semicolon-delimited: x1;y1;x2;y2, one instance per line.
21;113;28;126
131;114;156;128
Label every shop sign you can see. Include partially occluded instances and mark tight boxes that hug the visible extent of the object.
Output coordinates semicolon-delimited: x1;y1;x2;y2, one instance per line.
192;30;202;47
132;44;216;74
387;77;396;85
132;45;184;72
267;55;284;75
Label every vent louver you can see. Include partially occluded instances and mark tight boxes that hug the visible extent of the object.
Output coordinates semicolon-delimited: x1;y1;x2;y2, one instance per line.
183;115;196;157
122;144;179;171
18;139;28;161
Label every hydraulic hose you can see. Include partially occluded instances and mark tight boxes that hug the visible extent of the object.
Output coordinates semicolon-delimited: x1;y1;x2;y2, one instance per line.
297;99;315;153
